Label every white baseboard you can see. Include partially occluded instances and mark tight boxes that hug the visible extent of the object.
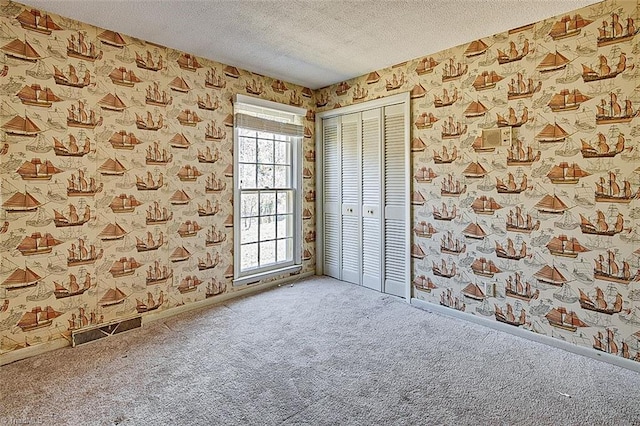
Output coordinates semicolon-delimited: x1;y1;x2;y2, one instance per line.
0;271;314;366
0;338;71;367
411;298;640;373
143;271;314;324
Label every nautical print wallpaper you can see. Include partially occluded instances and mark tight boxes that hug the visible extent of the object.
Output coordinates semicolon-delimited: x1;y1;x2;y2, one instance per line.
319;0;640;364
0;1;316;358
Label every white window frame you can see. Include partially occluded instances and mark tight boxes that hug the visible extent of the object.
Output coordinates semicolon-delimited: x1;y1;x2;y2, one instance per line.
233;94;305;285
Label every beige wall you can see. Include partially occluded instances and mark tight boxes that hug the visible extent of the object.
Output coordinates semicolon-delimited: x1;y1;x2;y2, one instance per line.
0;1;316;358
318;0;640;364
2;0;639;366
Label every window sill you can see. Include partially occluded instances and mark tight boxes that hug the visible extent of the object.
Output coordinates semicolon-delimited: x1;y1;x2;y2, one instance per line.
233;264;302;287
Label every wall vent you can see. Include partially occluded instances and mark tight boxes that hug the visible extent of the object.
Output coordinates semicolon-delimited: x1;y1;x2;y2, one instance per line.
482;127;512;148
72;316;142;347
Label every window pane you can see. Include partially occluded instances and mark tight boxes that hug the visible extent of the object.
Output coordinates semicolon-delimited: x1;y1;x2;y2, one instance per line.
260;215;276;241
274;141;289;165
277;238;292;262
241;217;259;243
260;240;276;266
257;165;273;188
241;193;259;218
239;137;256;163
241;243;259;270
276;214;292;238
257;131;272;141
274;165;290;188
240;164;256;189
260;191;276;215
276;191;291;214
257;138;273;164
239;128;256;138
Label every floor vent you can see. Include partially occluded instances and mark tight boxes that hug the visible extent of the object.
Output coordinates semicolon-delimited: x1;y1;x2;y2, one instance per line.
72;316;142;347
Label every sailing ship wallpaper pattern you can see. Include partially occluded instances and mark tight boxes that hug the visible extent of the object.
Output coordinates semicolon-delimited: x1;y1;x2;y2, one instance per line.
319;0;640;364
0;1;316;356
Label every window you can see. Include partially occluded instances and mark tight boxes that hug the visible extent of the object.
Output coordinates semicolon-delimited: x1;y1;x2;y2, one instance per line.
233;95;305;284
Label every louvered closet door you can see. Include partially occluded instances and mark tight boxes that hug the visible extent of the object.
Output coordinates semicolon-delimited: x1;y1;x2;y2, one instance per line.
340;113;361;284
382;103;408;297
361;109;382;291
322;117;341;279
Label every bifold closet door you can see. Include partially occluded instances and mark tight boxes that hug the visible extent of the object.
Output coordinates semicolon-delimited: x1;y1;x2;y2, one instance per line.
322;117;341;279
382;104;408;297
340;113;361;285
320;96;408;297
361;109;382;291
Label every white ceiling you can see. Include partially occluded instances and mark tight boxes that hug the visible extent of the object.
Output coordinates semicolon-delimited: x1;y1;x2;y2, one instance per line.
24;0;601;89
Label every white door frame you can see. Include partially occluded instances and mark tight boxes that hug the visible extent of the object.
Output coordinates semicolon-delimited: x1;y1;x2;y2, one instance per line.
315;92;411;300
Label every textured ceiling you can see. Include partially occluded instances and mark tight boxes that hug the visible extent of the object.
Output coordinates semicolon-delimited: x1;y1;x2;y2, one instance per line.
24;0;601;89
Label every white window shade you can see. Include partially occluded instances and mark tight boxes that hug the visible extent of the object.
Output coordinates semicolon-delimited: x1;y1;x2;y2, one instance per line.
235;113;304;137
234;94;305;137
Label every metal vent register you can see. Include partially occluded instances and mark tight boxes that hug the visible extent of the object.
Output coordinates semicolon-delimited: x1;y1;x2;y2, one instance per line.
72;316;142;347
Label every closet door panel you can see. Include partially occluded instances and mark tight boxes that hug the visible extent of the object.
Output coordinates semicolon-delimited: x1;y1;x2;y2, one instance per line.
361;109;382;291
322;117;341;278
383;104;408;297
340;113;361;284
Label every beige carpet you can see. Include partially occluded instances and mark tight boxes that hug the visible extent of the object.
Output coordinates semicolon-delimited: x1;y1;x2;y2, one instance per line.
1;276;639;425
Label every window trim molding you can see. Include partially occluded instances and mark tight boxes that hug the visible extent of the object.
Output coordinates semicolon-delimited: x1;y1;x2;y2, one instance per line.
234;94;307;116
233;264;302;286
233;95;305;285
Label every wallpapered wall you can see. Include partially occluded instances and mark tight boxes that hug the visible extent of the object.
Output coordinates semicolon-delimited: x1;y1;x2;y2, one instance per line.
318;0;640;363
0;1;316;357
